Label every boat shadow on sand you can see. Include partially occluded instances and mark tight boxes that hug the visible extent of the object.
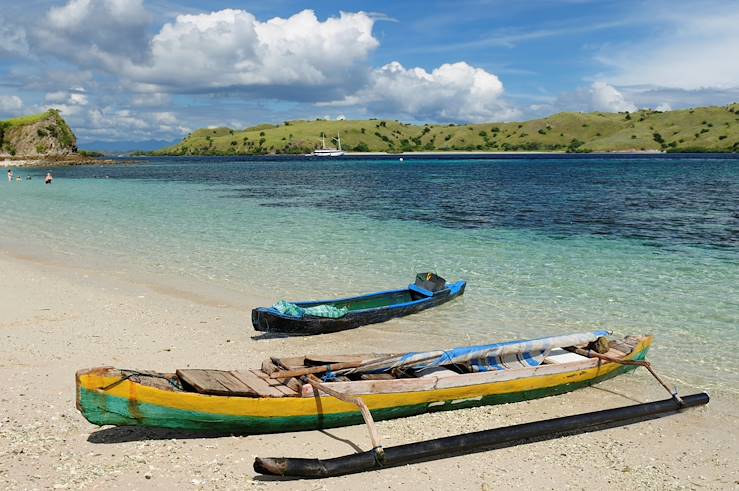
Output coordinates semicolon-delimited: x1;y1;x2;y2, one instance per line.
87;426;362;453
86;409;674;482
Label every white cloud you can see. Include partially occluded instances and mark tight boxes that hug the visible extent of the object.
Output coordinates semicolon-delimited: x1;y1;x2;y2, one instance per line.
131;92;171;108
547;82;637;114
127;9;377;98
154;112;177;125
588;82;637;112
45;90;88;106
620;86;739;110
596;6;739;91
36;0;152;65
0;95;23;116
74;106;190;142
36;4;378;101
0;22;28;57
327;61;519;122
655;102;672;112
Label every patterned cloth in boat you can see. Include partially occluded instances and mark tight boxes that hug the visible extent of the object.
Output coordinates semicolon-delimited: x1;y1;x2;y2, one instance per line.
272;300;349;319
349;331;610;375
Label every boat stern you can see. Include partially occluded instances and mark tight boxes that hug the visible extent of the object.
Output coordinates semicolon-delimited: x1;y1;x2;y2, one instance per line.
75;367;138;427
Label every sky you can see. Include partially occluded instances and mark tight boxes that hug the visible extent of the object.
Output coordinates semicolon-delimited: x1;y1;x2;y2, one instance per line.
1;0;738;145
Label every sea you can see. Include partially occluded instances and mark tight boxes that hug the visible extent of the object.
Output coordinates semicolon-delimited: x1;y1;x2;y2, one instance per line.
1;154;737;394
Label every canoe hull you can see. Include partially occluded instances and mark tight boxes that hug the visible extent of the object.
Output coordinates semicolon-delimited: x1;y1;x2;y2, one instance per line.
76;337;651;434
252;281;466;335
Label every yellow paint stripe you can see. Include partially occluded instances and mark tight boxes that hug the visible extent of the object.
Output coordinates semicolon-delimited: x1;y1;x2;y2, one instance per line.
80;338;651;418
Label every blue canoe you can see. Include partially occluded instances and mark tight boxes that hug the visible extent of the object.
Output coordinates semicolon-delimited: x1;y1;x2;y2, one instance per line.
252;275;466;335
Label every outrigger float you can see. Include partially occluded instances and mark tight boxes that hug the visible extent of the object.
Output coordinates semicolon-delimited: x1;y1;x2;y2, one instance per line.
255;392;709;478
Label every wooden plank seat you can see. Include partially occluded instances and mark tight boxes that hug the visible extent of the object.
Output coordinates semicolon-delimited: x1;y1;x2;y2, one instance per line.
176;369;297;398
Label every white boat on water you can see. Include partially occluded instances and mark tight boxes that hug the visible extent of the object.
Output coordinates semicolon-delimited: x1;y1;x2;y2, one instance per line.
311;133;345;157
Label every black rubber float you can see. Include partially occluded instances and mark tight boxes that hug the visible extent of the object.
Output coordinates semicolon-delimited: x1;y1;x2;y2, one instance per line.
254;392;709;479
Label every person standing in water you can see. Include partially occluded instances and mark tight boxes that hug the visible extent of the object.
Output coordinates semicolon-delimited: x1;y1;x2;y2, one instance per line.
45;172;53;184
7;169;12;182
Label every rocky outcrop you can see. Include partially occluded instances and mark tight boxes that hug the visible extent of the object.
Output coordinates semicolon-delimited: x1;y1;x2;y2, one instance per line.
0;110;77;157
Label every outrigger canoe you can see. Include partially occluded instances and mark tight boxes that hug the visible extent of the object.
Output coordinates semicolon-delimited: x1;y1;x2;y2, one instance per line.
76;331;652;433
251;273;466;335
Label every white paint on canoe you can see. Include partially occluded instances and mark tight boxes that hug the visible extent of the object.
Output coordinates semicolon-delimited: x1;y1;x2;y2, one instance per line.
300;357;604;398
451;396;483;404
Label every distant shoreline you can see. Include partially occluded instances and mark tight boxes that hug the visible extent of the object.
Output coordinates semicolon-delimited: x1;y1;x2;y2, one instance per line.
0;155;127;167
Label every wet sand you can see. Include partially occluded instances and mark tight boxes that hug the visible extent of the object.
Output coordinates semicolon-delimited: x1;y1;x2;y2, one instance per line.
0;250;736;490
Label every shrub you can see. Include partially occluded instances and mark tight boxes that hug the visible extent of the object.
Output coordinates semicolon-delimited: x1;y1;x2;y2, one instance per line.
566;139;585;152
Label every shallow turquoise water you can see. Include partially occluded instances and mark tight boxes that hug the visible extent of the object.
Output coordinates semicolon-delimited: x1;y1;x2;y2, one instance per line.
1;156;737;393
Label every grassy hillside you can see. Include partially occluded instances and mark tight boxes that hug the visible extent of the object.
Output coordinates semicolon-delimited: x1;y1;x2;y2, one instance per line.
158;103;739;155
1;109;77;156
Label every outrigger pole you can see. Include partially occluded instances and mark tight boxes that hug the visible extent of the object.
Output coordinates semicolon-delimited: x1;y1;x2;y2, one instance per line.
254;392;709;479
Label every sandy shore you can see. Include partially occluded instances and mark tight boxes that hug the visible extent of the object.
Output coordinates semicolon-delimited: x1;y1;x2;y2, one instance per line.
0;250;736;490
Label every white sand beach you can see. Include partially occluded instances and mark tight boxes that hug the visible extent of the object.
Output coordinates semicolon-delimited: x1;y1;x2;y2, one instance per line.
1;250;737;490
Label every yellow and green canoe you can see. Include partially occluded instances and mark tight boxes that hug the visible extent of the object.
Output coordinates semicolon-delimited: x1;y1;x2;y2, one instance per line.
76;331;652;433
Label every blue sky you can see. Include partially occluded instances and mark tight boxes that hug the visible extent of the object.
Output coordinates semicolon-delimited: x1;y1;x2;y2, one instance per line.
1;0;737;144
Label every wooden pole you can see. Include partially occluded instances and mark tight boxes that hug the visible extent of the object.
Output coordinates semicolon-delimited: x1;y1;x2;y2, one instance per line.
569;347;684;405
269;360;369;379
303;374;384;460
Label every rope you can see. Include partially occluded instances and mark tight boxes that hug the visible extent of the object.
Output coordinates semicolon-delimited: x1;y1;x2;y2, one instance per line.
581;349;684;406
101;370;182;392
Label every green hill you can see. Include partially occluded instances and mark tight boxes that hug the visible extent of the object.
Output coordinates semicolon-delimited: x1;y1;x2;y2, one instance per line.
0;109;77;157
158;103;739;155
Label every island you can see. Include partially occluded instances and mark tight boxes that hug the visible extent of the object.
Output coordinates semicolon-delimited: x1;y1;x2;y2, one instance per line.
155;104;739;156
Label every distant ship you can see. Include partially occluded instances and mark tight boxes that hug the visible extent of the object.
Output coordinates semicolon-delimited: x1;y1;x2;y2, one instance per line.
311;133;345;157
